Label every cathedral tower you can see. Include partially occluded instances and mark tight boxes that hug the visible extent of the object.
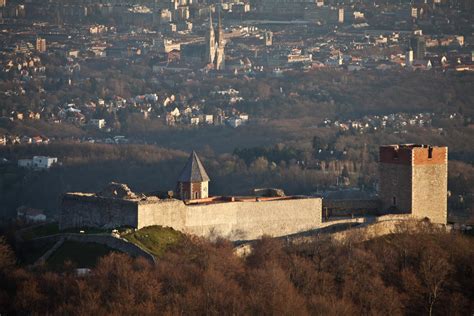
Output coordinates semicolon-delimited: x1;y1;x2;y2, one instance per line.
215;8;226;70
205;10;216;65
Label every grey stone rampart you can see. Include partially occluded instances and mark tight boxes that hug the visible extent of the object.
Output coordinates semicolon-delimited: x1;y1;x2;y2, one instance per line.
60;194;139;230
379;163;412;212
138;198;322;241
138;199;187;231
412;164;448;224
323;199;381;217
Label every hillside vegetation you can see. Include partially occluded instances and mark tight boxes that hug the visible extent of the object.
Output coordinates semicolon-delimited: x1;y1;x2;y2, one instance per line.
0;223;472;315
122;226;183;257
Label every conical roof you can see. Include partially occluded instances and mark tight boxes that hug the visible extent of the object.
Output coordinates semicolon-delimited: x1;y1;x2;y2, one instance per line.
177;151;210;182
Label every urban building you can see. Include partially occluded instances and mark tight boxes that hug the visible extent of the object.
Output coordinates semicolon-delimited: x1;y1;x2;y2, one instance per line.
410;35;426;60
405;47;413;67
36;37;47;52
338;7;344;23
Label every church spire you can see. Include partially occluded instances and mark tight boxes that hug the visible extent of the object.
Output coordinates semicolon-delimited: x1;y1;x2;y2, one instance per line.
205;7;216;64
217;7;224;45
214;6;225;70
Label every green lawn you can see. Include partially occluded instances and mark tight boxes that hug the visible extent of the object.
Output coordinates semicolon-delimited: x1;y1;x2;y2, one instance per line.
122;226;183;257
47;241;117;269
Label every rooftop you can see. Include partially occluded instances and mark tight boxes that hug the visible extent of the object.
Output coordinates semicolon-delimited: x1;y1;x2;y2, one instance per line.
381;144;445;150
177;151;210;183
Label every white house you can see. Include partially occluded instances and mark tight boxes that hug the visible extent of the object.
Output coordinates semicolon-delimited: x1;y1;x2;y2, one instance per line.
239;113;249;122
18;156;58;170
227;117;243;128
170;107;180;117
203;114;214;124
90;118;106;129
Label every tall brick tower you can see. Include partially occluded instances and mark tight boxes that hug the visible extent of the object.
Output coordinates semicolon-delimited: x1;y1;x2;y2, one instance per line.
379;144;448;224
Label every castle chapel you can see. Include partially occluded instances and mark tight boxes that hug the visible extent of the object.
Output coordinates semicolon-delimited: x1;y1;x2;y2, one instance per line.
177;151;210;200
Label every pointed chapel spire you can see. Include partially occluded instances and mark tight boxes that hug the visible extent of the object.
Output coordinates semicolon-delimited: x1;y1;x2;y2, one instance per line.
177;151;210;182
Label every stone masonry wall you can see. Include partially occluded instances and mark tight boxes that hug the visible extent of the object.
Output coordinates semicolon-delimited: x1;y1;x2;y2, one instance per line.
138;200;187;231
379;163;412;212
60;194;139;229
322;199;381;217
138;198;322;241
412;164;448;224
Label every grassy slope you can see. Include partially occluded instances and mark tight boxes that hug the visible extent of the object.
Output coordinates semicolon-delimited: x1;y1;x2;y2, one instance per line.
122;226;183;258
20;224;183;268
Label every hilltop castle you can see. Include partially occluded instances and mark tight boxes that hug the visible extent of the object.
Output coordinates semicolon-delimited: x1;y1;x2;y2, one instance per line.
60;144;448;241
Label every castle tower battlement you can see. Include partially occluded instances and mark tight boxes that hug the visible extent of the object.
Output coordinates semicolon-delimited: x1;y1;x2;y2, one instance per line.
379;144;447;224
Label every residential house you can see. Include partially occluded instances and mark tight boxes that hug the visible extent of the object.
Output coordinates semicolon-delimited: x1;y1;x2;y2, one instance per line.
18;156;58;170
227;117;243;128
90;118;106;129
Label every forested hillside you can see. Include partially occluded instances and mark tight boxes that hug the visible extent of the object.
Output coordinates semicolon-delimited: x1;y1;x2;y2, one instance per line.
0;223;472;315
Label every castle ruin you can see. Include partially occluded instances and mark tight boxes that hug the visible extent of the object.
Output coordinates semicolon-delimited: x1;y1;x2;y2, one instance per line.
60;144;448;241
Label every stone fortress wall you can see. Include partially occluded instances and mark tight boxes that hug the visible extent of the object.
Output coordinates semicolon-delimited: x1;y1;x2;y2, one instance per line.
411;147;448;225
322;199;381;218
61;195;323;241
138;197;322;241
60;193;139;229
